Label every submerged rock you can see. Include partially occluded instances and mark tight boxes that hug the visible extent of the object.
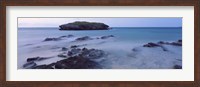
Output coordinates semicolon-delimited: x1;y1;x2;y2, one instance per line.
57;54;67;58
66;34;74;38
43;35;74;42
58;35;67;38
61;47;68;51
58;35;74;38
70;45;78;48
43;38;61;41
59;21;110;30
23;61;37;69
158;41;165;44
100;35;114;39
75;36;93;41
70;44;87;48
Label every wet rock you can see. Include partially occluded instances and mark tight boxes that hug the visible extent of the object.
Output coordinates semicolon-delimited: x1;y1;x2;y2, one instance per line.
75;36;92;41
173;65;182;69
26;48;106;69
70;44;87;48
57;54;67;58
58;35;67;38
70;45;78;48
132;48;139;52
157;40;182;46
171;42;182;46
23;61;37;69
158;41;165;44
80;48;106;59
66;34;74;38
67;48;81;56
43;38;61;41
61;47;68;51
59;35;74;38
178;40;182;43
100;35;114;39
54;56;102;69
27;57;51;62
143;43;160;47
33;64;54;69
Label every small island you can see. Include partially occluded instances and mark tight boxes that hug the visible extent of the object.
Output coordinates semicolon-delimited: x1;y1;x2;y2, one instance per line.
59;21;110;30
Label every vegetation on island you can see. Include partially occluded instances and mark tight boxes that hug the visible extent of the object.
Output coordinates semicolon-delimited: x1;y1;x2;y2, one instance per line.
59;21;110;30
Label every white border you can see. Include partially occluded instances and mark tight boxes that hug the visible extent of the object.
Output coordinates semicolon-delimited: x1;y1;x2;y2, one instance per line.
6;6;194;81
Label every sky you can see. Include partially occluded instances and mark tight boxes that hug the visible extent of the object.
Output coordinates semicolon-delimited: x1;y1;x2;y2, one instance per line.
18;18;182;28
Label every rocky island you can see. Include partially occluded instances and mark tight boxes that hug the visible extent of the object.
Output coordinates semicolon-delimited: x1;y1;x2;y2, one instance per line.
59;21;110;30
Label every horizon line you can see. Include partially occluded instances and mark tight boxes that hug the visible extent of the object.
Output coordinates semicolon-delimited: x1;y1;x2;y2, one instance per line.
18;26;182;28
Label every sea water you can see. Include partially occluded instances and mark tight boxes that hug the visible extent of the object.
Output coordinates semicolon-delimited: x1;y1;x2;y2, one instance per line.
18;27;182;69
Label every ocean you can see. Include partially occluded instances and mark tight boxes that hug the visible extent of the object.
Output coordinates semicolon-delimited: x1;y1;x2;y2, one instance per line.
18;27;182;69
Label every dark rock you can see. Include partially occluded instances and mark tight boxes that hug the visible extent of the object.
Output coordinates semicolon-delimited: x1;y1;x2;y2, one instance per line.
54;56;102;69
27;57;40;62
178;40;182;43
58;35;67;38
70;45;78;48
23;61;37;69
44;35;74;42
158;41;165;44
173;65;182;69
27;57;51;62
171;42;182;46
132;48;138;52
80;48;105;59
143;42;160;47
70;44;87;48
57;54;67;58
67;48;81;56
26;48;106;69
82;47;88;51
58;35;74;38
67;34;74;38
43;38;61;41
75;36;92;41
59;21;110;30
33;64;54;69
100;35;114;39
61;47;68;51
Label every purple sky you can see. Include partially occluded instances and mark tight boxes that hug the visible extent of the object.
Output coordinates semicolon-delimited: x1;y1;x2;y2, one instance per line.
18;18;182;27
